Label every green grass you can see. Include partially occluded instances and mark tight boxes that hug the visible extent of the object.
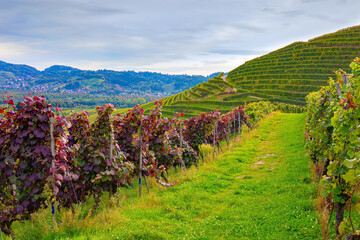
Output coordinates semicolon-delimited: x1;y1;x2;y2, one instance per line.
60;108;99;123
10;113;320;239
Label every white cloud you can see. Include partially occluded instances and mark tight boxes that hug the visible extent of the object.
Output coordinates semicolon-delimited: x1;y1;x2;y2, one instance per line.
131;53;261;75
0;0;359;75
0;41;48;59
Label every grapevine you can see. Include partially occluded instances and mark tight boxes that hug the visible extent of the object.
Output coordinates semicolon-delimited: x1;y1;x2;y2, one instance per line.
305;58;360;238
0;92;272;236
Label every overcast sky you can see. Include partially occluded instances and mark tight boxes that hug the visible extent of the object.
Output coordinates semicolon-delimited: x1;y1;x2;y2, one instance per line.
0;0;359;75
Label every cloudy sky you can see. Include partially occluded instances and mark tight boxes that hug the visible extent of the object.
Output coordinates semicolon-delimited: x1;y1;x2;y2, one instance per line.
0;0;359;75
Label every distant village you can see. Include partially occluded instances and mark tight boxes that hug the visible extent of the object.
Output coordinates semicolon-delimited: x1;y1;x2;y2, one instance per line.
0;75;170;98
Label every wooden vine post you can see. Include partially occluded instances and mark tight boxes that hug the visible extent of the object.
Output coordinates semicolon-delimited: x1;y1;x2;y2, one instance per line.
50;117;57;226
143;173;150;194
227;122;230;149
109;126;114;198
238;111;241;139
335;83;342;97
179;117;185;170
180;118;183;149
213;121;217;160
138;121;143;197
334;77;343;236
233;117;236;142
342;73;349;84
333;76;350;237
326;91;332;102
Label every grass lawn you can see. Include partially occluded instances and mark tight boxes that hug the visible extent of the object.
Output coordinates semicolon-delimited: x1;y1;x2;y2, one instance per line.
11;113;320;239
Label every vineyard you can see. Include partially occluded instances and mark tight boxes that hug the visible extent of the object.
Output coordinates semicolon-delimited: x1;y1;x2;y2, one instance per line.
2;25;360;240
305;58;360;239
228;26;360;107
0;94;277;237
138;73;305;119
136;25;360;119
0;106;321;239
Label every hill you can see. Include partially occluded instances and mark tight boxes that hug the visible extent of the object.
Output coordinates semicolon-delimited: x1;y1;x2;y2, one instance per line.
0;60;211;96
149;25;360;117
227;25;360;106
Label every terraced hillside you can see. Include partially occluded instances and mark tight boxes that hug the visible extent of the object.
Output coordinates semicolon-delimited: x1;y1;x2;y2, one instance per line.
141;25;360;117
140;73;246;118
227;25;360;106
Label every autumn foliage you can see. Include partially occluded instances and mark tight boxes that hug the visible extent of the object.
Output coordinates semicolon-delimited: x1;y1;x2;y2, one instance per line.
0;95;252;236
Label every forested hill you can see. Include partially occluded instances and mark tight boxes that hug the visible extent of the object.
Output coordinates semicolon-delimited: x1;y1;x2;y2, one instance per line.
0;60;216;96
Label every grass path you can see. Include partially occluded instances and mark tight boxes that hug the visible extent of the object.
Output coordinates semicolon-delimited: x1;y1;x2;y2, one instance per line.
15;113;321;239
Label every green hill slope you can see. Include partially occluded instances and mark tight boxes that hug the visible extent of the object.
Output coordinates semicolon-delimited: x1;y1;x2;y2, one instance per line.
227;25;360;106
144;25;360;117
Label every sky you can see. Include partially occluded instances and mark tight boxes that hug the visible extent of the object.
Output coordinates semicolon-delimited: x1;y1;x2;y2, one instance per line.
0;0;360;76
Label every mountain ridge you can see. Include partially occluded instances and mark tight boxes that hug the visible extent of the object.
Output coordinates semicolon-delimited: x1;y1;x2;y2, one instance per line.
0;60;218;96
